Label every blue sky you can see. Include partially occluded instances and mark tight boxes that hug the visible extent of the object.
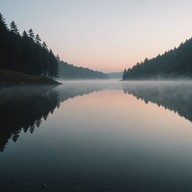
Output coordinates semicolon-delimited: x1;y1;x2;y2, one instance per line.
1;0;192;72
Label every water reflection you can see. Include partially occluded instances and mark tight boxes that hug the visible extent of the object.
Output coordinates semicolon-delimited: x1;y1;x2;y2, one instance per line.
123;81;192;123
0;83;105;152
0;86;60;151
56;80;106;102
1;81;192;152
1;81;192;191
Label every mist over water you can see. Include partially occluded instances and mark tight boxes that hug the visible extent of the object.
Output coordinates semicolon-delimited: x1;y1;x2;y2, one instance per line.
1;80;192;192
123;80;192;122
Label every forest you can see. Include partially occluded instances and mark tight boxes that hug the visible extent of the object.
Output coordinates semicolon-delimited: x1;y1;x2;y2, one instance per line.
0;13;109;81
58;59;108;79
123;38;192;80
0;13;58;78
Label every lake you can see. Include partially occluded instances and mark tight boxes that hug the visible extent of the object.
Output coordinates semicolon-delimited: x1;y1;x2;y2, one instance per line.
0;80;192;192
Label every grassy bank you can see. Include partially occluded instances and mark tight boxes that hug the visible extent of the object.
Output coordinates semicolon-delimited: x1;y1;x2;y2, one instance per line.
0;69;61;86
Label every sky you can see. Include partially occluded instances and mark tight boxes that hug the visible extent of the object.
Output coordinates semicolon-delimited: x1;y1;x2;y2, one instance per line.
1;0;192;72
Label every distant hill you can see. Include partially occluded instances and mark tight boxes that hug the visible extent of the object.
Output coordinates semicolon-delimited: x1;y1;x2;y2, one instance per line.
58;60;109;79
123;38;192;80
108;72;123;79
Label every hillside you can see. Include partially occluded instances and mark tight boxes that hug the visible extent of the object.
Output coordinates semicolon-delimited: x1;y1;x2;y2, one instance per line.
123;38;192;80
0;13;59;85
58;60;109;79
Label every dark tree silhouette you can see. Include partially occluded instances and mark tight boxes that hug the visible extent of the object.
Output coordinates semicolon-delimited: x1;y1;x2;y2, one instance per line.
0;13;7;31
10;21;19;35
35;34;41;45
28;28;34;40
122;69;127;79
42;41;47;49
0;13;58;78
123;38;192;80
0;13;8;69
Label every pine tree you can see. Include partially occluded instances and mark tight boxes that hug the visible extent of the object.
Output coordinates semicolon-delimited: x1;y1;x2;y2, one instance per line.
10;21;19;35
0;13;8;69
35;34;41;45
0;13;59;79
56;54;60;62
42;41;47;49
28;29;34;40
22;30;28;39
0;13;7;32
122;69;127;79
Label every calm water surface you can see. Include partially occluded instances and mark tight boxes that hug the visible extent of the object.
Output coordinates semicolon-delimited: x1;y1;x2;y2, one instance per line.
0;80;192;192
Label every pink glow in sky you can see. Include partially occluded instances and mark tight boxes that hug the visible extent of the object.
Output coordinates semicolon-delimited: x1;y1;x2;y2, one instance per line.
1;0;192;72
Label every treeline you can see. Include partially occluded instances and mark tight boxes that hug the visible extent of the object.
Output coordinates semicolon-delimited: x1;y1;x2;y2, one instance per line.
58;59;109;79
123;38;192;80
0;13;58;78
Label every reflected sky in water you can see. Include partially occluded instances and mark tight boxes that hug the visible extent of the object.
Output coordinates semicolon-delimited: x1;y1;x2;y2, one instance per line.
0;80;192;192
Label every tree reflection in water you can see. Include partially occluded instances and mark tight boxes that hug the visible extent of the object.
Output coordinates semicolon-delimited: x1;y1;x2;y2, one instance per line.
123;81;192;123
0;86;60;151
0;82;105;152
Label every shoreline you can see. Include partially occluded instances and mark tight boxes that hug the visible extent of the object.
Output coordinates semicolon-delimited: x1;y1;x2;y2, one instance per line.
0;69;61;86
